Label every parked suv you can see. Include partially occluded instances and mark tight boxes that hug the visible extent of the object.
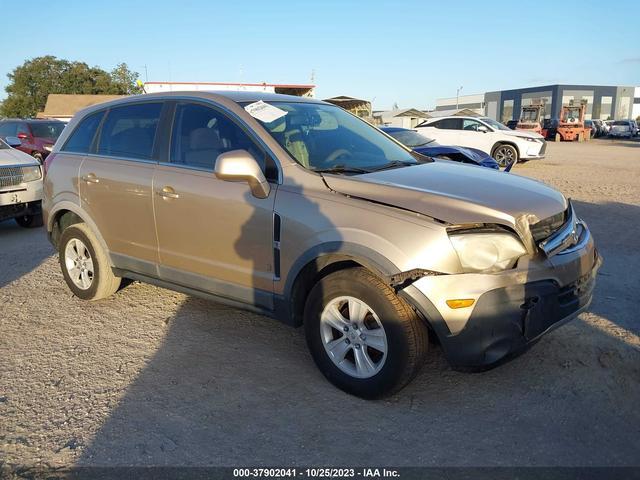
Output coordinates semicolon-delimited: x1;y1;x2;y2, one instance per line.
0;119;66;163
44;92;600;398
0;137;43;227
416;116;546;167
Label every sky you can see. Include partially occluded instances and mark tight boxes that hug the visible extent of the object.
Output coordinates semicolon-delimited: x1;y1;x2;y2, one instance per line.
0;0;638;110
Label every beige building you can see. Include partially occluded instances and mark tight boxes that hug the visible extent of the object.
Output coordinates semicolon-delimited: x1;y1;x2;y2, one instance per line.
37;94;125;122
324;96;372;119
372;108;429;128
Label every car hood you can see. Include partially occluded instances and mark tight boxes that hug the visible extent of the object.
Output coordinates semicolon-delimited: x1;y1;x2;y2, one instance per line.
323;162;567;251
498;128;544;140
0;148;39;167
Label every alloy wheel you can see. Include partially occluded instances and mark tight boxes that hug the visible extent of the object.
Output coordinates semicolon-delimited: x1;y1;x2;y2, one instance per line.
494;146;516;167
319;296;388;378
64;238;94;290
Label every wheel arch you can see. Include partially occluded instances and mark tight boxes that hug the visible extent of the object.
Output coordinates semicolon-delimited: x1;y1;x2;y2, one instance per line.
280;242;401;327
48;203;113;266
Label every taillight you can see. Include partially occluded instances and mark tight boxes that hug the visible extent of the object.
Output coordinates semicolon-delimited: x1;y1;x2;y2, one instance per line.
17;132;29;139
43;153;57;176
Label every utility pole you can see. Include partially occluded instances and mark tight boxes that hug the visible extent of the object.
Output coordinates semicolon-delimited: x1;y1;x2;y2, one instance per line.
456;86;463;110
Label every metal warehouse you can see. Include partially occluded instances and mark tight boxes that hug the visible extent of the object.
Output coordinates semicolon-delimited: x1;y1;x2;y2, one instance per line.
438;85;638;122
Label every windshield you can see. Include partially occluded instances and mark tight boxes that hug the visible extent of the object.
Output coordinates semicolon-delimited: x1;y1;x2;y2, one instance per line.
30;122;65;139
520;109;540;122
385;129;436;147
612;121;630;126
479;117;511;131
564;108;581;122
247;102;417;172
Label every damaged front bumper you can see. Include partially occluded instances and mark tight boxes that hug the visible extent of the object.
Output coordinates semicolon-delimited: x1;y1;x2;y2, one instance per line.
399;219;601;368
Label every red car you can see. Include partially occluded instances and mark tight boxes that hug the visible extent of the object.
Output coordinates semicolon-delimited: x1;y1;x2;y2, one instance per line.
0;119;66;163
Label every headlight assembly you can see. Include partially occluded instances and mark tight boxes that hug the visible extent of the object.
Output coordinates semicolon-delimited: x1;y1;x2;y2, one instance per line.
22;165;42;182
449;232;527;273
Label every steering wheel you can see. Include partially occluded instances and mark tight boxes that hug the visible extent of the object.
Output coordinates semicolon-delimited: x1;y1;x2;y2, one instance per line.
325;148;353;164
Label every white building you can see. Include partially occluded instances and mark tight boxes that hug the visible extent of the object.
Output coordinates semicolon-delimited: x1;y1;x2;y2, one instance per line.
143;81;315;97
633;86;640;120
435;93;485;114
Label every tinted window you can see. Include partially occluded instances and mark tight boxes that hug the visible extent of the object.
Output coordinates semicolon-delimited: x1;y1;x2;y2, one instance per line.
17;123;30;136
434;118;462;130
62;111;105;153
171;102;273;177
0;122;17;137
98;103;162;160
30;122;66;139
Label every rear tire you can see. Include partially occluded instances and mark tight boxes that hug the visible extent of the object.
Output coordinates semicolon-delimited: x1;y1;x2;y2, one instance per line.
15;213;43;228
304;267;428;399
58;223;121;301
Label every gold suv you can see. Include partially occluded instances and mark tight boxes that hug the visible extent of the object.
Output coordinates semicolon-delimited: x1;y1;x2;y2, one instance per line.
43;92;600;398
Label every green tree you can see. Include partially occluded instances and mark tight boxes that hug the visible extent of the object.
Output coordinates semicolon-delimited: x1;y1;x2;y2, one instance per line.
0;56;141;118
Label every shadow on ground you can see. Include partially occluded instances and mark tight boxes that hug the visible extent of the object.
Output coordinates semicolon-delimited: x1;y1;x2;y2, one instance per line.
0;220;52;288
74;198;640;467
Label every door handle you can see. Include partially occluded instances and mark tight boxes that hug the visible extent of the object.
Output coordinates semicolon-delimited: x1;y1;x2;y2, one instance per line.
81;173;100;184
157;186;179;199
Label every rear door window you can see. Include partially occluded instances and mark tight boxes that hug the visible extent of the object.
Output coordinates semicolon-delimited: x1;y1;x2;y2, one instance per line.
434;118;462;130
97;103;163;160
62;111;105;153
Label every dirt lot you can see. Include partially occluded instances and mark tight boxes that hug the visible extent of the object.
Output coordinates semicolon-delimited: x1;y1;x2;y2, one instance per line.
1;138;639;469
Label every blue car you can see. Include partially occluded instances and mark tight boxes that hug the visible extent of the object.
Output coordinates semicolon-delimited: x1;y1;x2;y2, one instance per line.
380;126;501;170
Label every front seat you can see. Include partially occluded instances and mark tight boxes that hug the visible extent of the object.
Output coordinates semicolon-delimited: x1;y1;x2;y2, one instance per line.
184;128;223;169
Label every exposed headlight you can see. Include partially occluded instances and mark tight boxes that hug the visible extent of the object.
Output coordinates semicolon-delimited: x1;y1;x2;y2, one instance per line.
517;137;539;142
449;232;527;273
22;165;42;182
43;145;53;152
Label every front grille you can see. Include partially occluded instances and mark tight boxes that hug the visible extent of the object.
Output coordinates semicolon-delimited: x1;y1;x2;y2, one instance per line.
530;208;568;242
0;166;26;188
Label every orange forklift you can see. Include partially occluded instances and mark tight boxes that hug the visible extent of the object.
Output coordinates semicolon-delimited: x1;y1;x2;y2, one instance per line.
516;104;544;135
545;102;591;142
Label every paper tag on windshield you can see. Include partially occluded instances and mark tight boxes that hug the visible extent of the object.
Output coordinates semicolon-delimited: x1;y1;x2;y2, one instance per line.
244;100;288;123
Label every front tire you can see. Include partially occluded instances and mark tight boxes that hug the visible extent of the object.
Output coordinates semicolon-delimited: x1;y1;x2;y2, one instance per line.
58;223;121;301
304;268;428;399
492;144;518;167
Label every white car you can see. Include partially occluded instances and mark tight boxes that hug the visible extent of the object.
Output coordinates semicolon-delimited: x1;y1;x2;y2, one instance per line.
0;136;44;228
609;120;638;138
415;116;546;166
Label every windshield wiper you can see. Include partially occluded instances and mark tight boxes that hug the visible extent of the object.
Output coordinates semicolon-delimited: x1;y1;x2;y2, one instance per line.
369;160;417;172
313;165;371;175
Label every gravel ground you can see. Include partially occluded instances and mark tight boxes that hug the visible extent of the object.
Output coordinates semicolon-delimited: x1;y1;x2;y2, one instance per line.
1;139;639;469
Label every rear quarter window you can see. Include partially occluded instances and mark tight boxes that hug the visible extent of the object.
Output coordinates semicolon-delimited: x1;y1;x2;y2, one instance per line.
62;111;105;153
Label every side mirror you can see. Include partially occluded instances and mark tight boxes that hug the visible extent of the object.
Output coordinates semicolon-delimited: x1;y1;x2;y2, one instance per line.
5;136;22;148
214;149;270;199
477;125;489;133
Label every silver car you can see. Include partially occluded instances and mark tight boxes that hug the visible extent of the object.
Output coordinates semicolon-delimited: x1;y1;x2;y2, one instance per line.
43;92;600;398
